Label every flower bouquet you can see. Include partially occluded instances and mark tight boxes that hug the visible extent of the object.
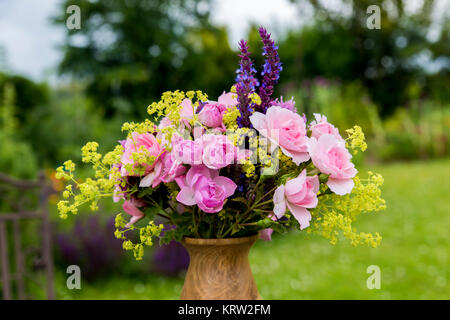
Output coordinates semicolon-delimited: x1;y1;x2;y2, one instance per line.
56;27;386;299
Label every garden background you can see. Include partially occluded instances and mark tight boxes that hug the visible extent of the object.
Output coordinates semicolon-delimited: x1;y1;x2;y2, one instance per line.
0;0;448;299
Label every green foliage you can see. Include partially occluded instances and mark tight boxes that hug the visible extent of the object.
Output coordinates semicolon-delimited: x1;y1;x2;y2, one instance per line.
0;72;50;123
376;101;450;161
292;80;378;137
25;84;124;166
281;0;449;117
0;74;125;168
0;83;38;178
53;0;236;118
0;134;38;178
281;25;356;81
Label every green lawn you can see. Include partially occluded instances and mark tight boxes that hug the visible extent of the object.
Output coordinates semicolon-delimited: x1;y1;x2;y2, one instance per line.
57;159;450;299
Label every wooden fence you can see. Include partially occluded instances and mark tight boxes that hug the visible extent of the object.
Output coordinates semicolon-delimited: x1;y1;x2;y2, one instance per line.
0;172;55;300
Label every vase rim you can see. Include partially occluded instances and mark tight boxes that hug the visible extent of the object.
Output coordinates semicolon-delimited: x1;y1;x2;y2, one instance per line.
182;233;259;246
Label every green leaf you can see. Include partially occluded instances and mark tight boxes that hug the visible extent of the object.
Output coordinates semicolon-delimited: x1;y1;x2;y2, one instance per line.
231;197;248;204
138;187;154;198
230;224;243;235
144;206;161;218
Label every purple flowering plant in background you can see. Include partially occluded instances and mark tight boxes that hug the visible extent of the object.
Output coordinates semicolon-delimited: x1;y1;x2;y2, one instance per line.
152;240;189;276
55;216;124;280
55;215;189;279
151;224;189;276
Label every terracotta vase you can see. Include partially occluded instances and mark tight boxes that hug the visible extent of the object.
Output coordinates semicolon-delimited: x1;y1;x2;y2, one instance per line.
180;234;260;300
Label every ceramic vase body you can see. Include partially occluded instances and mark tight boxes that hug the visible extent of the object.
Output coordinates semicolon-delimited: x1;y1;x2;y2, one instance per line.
180;234;260;300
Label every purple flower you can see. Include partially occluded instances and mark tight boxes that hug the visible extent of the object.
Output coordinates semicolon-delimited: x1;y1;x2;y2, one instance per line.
152;240;189;276
152;225;189;276
257;27;282;113
235;40;259;128
270;96;296;112
54;216;124;280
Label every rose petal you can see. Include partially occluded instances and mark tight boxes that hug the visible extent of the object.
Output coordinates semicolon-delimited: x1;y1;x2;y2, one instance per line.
327;178;355;195
273;185;287;219
286;202;311;230
138;161;162;187
186;165;211;187
218;91;238;106
249;112;268;133
123;200;145;217
125;215;144;228
213;176;237;198
280;146;310;165
176;187;196;206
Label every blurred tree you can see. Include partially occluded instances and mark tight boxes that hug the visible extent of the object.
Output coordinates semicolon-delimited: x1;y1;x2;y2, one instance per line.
53;0;236;118
0;82;38;178
0;72;50;123
285;0;449;116
0;73;51;168
0;72;120;166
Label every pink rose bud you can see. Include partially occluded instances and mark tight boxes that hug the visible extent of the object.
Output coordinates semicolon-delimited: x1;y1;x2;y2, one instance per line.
198;103;227;128
309;113;341;140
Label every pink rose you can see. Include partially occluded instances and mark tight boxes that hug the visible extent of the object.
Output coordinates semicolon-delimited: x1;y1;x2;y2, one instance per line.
179;98;197;129
159;152;187;183
176;165;237;213
198;103;227;129
156;118;173;148
273;170;319;230
201;134;237;169
308;134;357;195
123;198;146;227
180;98;196;120
309;113;341;140
139;159;163;188
217;91;238;107
250;106;310;165
140;151;187;188
157;99;196;145
198;92;237;129
121;132;162;176
173;138;203;165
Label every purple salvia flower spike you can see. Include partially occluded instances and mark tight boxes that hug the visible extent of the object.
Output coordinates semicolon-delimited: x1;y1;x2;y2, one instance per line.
257;27;282;113
235;40;259;128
